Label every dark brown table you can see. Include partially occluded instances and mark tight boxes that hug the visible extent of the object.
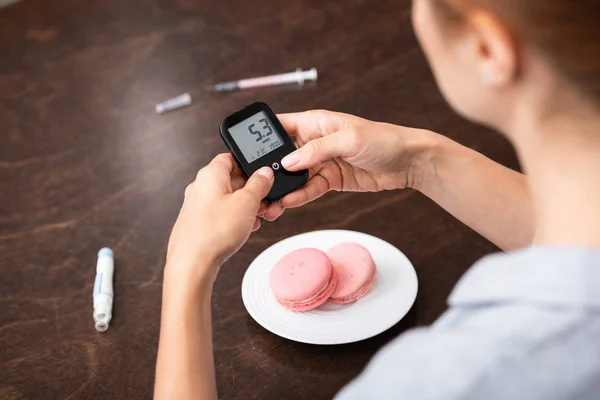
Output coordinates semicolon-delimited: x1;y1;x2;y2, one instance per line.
0;0;518;398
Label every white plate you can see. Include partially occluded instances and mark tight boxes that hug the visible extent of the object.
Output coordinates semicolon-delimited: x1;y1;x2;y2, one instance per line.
241;230;418;345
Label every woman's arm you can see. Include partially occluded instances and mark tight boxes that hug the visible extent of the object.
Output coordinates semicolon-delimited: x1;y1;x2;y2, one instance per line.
154;154;274;400
155;270;216;400
415;134;534;250
267;111;534;251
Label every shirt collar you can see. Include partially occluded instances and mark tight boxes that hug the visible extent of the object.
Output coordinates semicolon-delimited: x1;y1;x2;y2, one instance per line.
449;246;600;310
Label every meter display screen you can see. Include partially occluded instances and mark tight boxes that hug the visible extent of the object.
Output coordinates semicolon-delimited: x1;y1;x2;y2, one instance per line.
227;111;284;163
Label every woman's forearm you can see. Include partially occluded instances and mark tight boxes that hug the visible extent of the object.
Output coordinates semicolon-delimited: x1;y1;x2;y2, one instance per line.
155;269;217;400
414;134;535;251
153;153;275;400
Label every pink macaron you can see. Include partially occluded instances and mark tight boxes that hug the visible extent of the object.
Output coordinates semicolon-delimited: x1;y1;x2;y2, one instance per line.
327;243;376;304
270;248;338;312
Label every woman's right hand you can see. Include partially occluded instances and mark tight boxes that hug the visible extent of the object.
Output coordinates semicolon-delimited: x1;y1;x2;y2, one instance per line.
263;110;438;220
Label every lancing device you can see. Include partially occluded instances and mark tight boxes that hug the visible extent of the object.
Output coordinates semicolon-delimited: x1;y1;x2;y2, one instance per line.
220;102;309;201
93;248;114;332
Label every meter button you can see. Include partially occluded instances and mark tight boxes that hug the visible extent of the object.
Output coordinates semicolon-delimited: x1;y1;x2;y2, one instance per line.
272;162;280;171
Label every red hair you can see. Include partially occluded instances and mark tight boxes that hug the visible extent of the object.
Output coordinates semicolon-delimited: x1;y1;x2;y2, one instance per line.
435;0;600;103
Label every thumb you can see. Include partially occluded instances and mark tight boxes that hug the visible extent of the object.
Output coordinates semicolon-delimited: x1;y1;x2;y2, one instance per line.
281;129;357;171
238;167;274;204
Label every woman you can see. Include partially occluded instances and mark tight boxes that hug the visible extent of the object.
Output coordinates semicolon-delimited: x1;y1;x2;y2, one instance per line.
155;0;600;398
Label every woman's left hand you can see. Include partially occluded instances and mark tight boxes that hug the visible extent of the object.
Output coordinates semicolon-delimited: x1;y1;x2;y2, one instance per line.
165;153;274;285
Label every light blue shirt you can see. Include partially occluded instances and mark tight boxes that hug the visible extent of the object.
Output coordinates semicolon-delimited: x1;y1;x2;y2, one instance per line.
337;247;600;400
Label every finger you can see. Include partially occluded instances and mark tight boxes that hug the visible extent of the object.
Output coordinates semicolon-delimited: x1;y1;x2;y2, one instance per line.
198;153;236;193
230;157;245;177
251;217;261;232
262;201;285;221
279;174;331;208
280;128;359;171
278;110;346;139
231;176;247;192
258;201;269;216
236;167;275;206
196;153;242;196
205;153;236;176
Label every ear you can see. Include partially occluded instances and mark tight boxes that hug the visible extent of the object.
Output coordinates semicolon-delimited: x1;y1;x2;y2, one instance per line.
468;10;518;87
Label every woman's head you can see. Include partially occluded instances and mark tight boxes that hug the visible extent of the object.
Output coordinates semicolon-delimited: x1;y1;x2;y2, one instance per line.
412;0;600;136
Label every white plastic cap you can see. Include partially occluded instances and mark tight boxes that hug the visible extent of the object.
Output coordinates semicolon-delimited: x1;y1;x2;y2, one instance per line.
305;67;318;82
93;294;112;332
295;68;318;85
155;93;192;114
94;314;110;332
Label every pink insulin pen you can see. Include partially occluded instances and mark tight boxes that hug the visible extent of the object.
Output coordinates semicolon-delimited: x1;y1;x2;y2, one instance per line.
208;68;318;92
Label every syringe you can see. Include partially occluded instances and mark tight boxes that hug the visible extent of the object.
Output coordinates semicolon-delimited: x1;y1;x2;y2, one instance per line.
207;68;318;92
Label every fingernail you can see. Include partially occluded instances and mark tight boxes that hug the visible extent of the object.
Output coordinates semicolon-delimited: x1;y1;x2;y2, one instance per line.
281;152;299;168
257;167;273;179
